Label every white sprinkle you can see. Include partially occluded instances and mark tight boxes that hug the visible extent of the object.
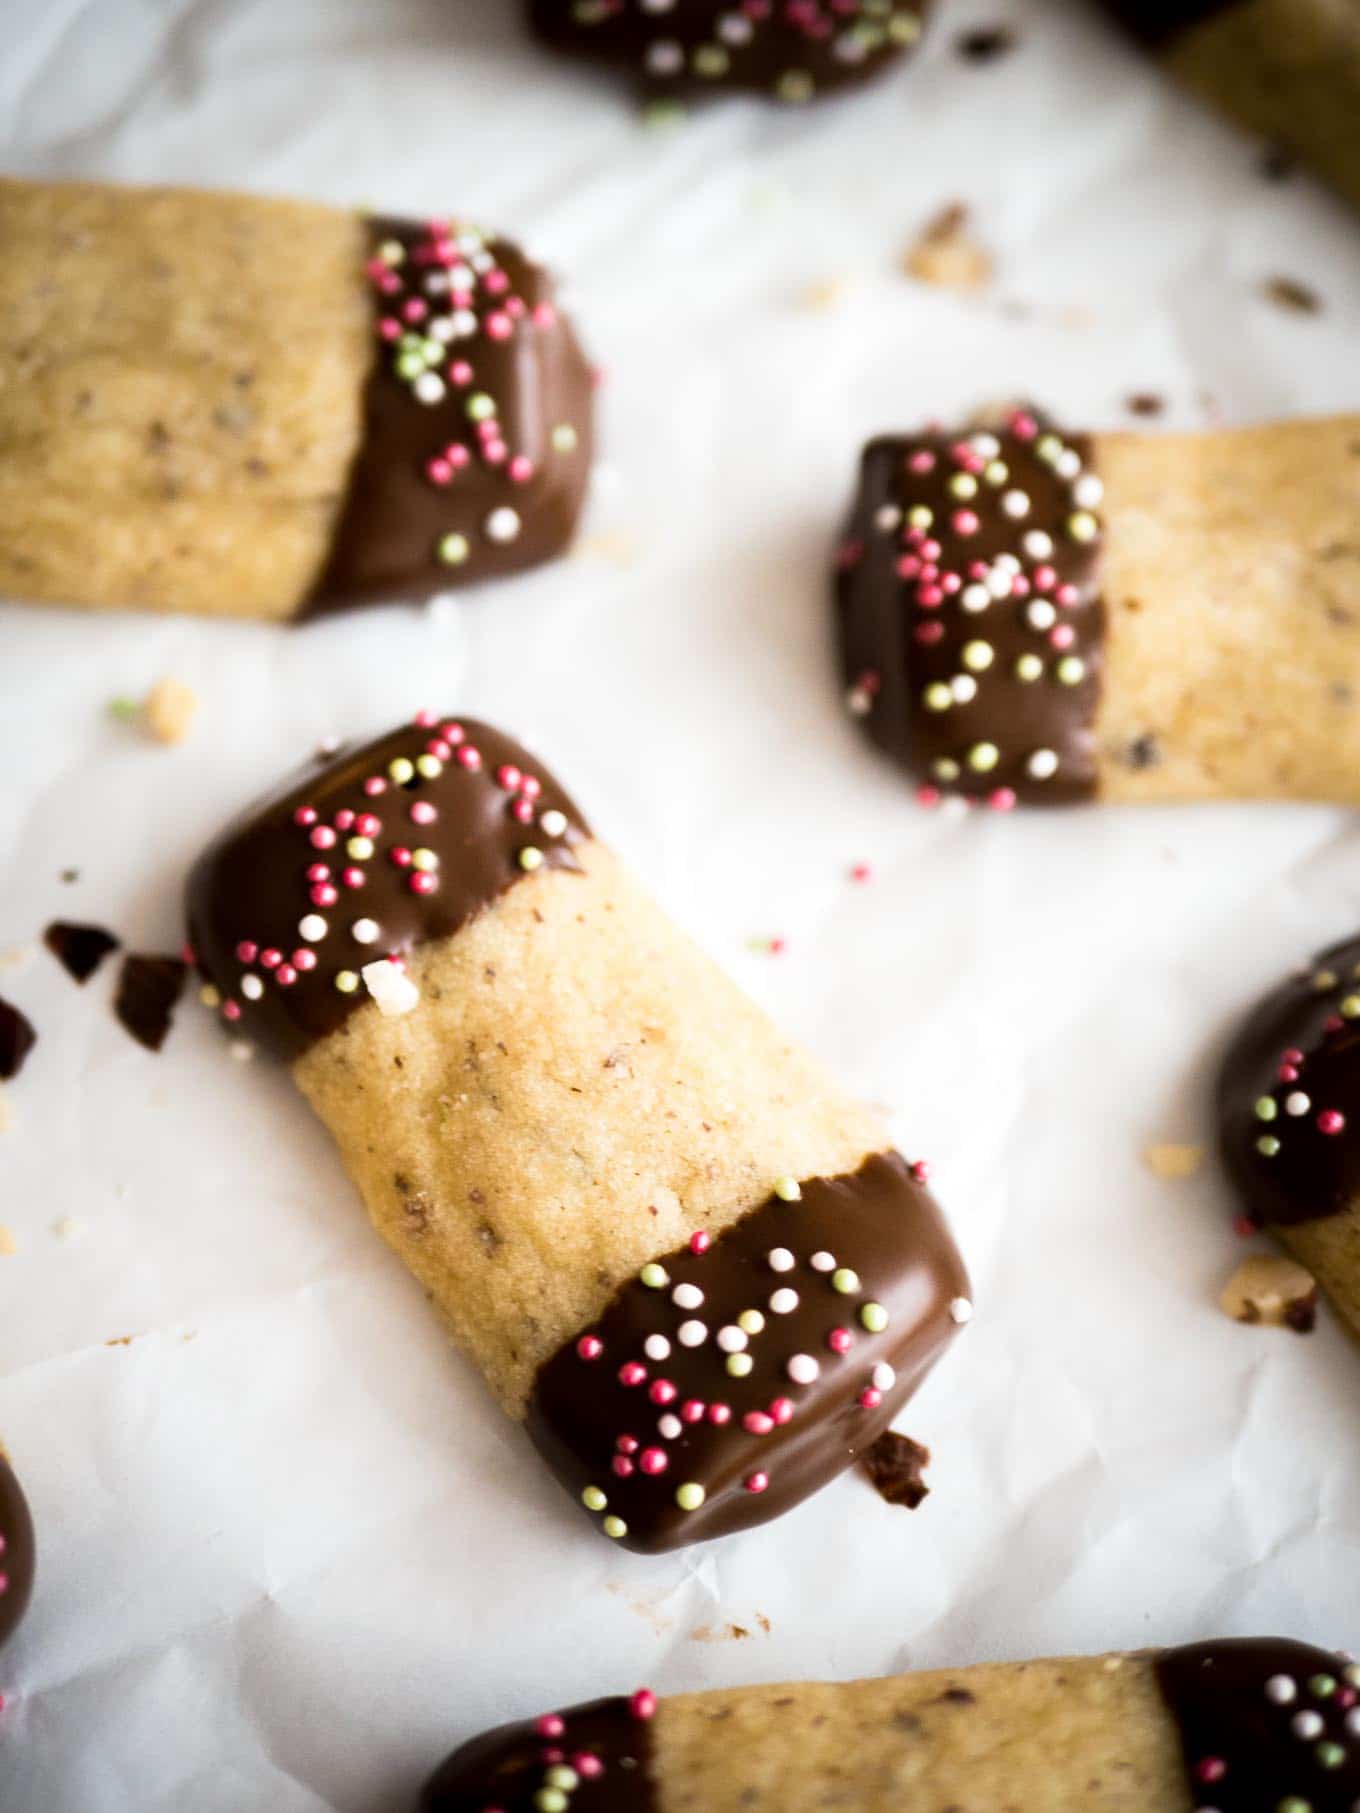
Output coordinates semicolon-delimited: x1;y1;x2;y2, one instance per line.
874;504;903;532
1026;599;1057;631
240;974;264;1001
299;914;328;943
1001;489;1030;518
450;308;478;338
767;1247;795;1272
413;371;445;406
1055;449;1081;480
1265;1675;1298;1705
352;918;381;946
1292;1710;1324;1739
786;1353;820;1385
677;1319;708;1347
1022;529;1054;560
657;1413;682;1440
361;959;420;1017
872;1363;896;1391
986;567;1013;600
672;1282;704;1310
229;1040;255;1063
960;583;991;613
1284;1091;1311;1117
950;674;978;705
644;1334;671;1362
970;432;1000;460
995;553;1021;573
540;809;568;838
717;1324;748;1353
769;1288;800;1315
1027;749;1059;781
1073;473;1104;509
950;1297;974;1325
645;39;683;74
809;1251;836;1273
485;507;522;544
1346;1707;1360;1736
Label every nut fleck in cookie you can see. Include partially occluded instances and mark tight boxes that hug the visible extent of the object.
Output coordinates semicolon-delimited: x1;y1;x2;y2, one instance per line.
836;411;1360;808
0;180;594;620
528;0;932;103
0;1451;35;1652
1218;935;1360;1342
187;715;970;1551
420;1638;1360;1810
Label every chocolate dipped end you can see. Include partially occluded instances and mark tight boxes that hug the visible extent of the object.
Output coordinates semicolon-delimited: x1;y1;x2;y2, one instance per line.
186;716;589;1062
836;412;1105;808
1218;936;1360;1231
1156;1639;1360;1809
527;1150;970;1553
421;1696;656;1813
1095;0;1242;50
309;218;593;615
529;0;931;101
0;1454;36;1651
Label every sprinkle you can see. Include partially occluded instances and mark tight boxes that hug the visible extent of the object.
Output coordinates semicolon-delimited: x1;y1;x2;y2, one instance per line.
1257;1135;1281;1156
1055;656;1086;686
618;1361;647;1387
657;1414;681;1439
737;1308;765;1335
968;742;1000;773
677;1320;707;1347
576;1334;603;1361
872;1362;896;1391
1027;749;1059;781
1015;653;1043;682
1255;1097;1279;1121
769;1288;799;1315
674;1482;706;1512
949;1297;973;1325
335;970;359;994
786;1353;820;1385
602;1515;628;1540
809;1251;836;1273
485;507;521;543
581;1485;606;1511
1266;1675;1298;1704
1293;1710;1324;1739
1067;510;1099;542
744;1472;769;1493
725;1352;754;1378
768;1247;795;1272
644;1334;671;1362
1318;1109;1346;1134
640;1262;669;1289
438;533;470;566
860;1302;889;1333
717;1324;748;1353
630;1690;657;1721
962;640;994;672
1309;1674;1338;1698
689;1231;711;1255
773;1176;801;1202
1285;1091;1311;1116
673;1282;704;1309
519;847;545;872
827;1327;853;1355
540;809;568;838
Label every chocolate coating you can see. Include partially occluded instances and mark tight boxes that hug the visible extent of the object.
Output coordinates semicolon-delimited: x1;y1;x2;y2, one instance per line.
43;921;120;985
836;413;1106;807
0;1454;36;1652
1218;935;1360;1229
0;996;37;1081
1095;0;1239;49
1156;1638;1360;1810
114;954;187;1053
421;1696;655;1813
309;218;593;614
526;1150;970;1552
187;717;589;1062
529;0;932;102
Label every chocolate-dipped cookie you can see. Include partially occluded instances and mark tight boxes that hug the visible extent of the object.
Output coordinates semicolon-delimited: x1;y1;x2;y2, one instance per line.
528;0;932;104
0;1452;35;1651
0;180;593;620
187;714;970;1551
836;411;1360;808
422;1637;1360;1810
1218;935;1360;1342
1095;0;1360;213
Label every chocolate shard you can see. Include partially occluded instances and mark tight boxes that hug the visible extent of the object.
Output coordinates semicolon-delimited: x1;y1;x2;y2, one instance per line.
1156;1639;1360;1809
113;955;187;1053
528;0;933;102
861;1429;931;1508
0;997;36;1081
43;920;120;984
421;1695;657;1813
309;218;593;614
0;1452;36;1651
526;1151;970;1552
1217;934;1360;1230
186;716;589;1063
836;409;1105;807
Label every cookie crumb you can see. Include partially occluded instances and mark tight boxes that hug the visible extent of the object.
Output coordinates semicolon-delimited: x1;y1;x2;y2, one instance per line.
802;276;851;312
53;1216;85;1244
1143;1142;1204;1179
904;205;993;291
861;1431;931;1508
0;1224;15;1255
1262;275;1322;314
1125;393;1164;418
143;677;199;745
362;958;421;1018
957;26;1015;60
1220;1254;1318;1331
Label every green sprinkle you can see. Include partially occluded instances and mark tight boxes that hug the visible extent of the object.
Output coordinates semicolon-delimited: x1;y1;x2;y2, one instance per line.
933;757;961;782
411;848;438;872
906;504;933;529
725;1352;753;1379
831;1268;861;1296
437;532;470;567
692;43;729;77
887;13;921;40
1256;1135;1281;1157
388;757;415;785
466;392;497;422
776;69;815;103
1342;995;1360;1019
640;1262;669;1290
984;460;1009;486
1308;1674;1337;1698
347;836;374;861
774;1176;801;1202
1314;969;1338;989
602;1514;628;1540
582;1485;607;1512
675;1481;706;1512
860;1302;889;1334
1067;510;1099;543
1254;1097;1278;1121
519;846;545;872
962;640;994;673
416;754;443;780
535;1790;568;1813
1316;1743;1345;1770
395;350;425;381
108;696;141;722
551;423;579;454
544;1767;579;1792
335;970;359;995
1036;433;1062;463
968;742;1000;773
1055;656;1086;686
1276;1800;1312;1813
1015;653;1043;683
738;1308;765;1335
1344;1664;1360;1688
923;682;954;713
641;98;687;130
948;473;978;500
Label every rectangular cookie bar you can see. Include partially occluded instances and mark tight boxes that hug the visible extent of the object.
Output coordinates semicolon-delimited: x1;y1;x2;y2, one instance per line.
420;1637;1360;1810
0;179;593;620
837;411;1360;806
1098;0;1360;212
186;715;970;1551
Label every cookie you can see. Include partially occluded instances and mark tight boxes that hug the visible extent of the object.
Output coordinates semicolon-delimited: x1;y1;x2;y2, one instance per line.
836;410;1360;807
1218;934;1360;1342
0;180;593;620
186;714;970;1551
528;0;932;103
1099;1;1360;212
0;1451;35;1652
421;1637;1360;1810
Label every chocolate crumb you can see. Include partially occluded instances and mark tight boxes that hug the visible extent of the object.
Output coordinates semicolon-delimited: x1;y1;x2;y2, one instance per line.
958;26;1015;60
1285;1294;1319;1334
1125;733;1161;771
1125;392;1164;417
44;921;120;984
113;955;187;1052
861;1431;931;1508
60;868;79;885
1263;275;1322;314
939;1686;977;1705
0;997;37;1081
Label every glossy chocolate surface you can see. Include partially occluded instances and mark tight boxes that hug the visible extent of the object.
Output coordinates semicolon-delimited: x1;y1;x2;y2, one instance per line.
1157;1638;1360;1810
310;218;593;614
0;1454;35;1652
187;716;589;1062
1218;935;1360;1229
836;412;1105;807
529;0;933;101
527;1150;970;1552
422;1696;655;1813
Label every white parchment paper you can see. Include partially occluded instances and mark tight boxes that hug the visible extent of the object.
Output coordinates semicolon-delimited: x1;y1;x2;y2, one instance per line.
3;2;1360;1807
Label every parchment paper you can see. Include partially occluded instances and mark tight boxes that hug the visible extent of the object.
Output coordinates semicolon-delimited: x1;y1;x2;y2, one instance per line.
2;2;1360;1807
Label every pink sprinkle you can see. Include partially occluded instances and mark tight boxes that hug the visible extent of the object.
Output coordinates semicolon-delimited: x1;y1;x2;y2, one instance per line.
615;1435;638;1455
742;1411;775;1435
941;571;962;595
275;964;297;988
305;863;331;884
681;1399;706;1423
1278;1064;1299;1084
838;540;864;572
921;538;942;562
512;799;535;824
222;1000;241;1022
1195;1759;1227;1785
707;1403;732;1426
342;867;365;890
235;941;258;963
520;775;543;800
445;444;470;470
859;1387;883;1409
485;312;513;341
535;1715;565;1740
449;360;474;386
533;302;558;329
850;863;872;883
769;1397;794;1425
390;847;413;868
1319;1110;1346;1135
333;810;355;832
293;806;318;827
310;884;338;909
576;1334;603;1361
377;318;401;342
1325;1015;1344;1034
914;621;944;646
744;1472;770;1494
425;740;451;762
310;826;337;850
769;936;787;956
414;709;438;727
618;1362;647;1387
689;1230;711;1255
363;777;386;797
612;1455;634;1478
410;801;437;825
916;785;942;809
497;764;523;792
1049;624;1076;650
573;1752;603;1779
630;1691;657;1722
638;1448;668;1476
402;298;428;323
457;745;482;770
1282;1047;1305;1064
989;789;1017;812
426;458;453;487
259;949;282;970
483;268;510;296
1233;1215;1257;1239
1010;410;1038;440
917;585;945;609
896;555;921;580
910;1159;931;1183
649;1379;677;1406
292;950;317;973
409;872;438;896
1032;564;1057;592
1056;584;1080;608
827;1327;854;1355
908;449;936;473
